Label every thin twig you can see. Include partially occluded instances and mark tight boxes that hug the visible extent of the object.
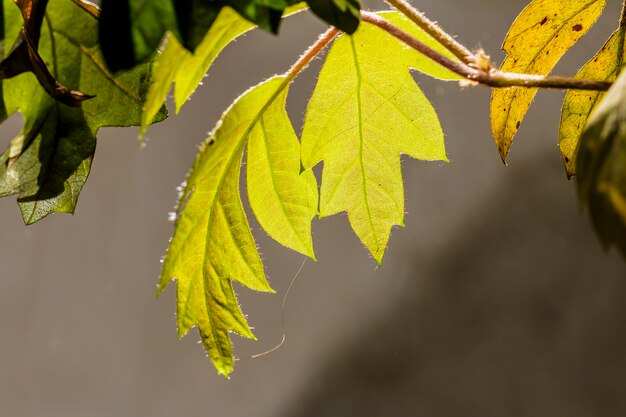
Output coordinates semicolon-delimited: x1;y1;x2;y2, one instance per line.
385;0;475;65
362;12;612;92
286;27;340;81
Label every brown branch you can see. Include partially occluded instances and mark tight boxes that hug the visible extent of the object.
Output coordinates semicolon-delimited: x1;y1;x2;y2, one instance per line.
362;12;612;92
385;0;475;65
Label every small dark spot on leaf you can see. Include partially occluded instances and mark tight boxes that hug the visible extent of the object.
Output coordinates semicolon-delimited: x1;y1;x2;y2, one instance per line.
208;139;215;146
564;156;570;163
573;24;583;31
516;121;520;129
540;16;548;25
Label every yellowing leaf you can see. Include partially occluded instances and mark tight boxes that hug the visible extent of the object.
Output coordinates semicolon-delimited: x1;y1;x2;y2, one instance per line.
577;68;626;257
301;16;449;264
160;75;317;375
559;24;626;176
491;0;606;161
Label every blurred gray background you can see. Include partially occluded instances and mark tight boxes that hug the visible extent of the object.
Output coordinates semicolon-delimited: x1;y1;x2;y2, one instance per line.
1;0;626;416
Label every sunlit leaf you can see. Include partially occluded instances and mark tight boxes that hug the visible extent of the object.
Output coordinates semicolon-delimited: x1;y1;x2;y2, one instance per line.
141;5;306;136
301;13;451;264
0;0;165;224
246;86;318;259
491;0;605;161
160;75;316;375
559;22;626;177
577;68;626;257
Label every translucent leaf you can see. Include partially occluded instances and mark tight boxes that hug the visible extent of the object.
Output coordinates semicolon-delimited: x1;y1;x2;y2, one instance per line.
301;13;449;264
141;5;306;135
246;87;318;258
490;0;605;161
577;69;626;257
559;23;626;177
160;75;316;375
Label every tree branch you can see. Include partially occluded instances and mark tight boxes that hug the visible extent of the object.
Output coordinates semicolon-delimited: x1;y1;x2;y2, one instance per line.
385;0;475;65
361;12;612;92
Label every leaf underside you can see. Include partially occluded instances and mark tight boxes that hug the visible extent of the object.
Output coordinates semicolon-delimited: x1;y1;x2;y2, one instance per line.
301;11;453;264
160;76;317;376
490;0;606;162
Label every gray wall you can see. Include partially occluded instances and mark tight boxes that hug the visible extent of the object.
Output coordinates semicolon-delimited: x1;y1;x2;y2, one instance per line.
1;0;625;416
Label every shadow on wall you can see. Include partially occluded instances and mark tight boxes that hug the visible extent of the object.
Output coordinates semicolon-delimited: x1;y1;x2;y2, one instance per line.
283;155;626;417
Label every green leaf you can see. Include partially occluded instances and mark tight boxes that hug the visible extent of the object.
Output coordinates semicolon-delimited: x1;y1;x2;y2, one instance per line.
0;0;165;224
307;0;360;34
141;7;254;134
141;4;306;136
577;68;626;257
490;0;606;162
301;13;450;264
559;22;626;177
246;84;318;259
99;0;288;72
160;75;316;375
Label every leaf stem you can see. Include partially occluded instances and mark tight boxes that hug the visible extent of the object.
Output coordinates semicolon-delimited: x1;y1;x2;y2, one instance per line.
385;0;475;65
286;27;340;82
362;12;612;92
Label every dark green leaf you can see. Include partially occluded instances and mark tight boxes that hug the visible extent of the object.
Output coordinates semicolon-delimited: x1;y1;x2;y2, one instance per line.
0;0;166;224
307;0;360;34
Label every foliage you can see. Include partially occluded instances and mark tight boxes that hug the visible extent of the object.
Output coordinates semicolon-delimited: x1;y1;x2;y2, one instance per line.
0;0;624;376
490;0;606;160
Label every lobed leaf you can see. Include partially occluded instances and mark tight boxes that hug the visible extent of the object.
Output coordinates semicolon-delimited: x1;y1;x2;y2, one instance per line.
301;12;451;264
0;0;165;224
160;75;317;375
246;88;318;259
559;21;626;177
141;5;306;136
576;69;626;257
490;0;606;162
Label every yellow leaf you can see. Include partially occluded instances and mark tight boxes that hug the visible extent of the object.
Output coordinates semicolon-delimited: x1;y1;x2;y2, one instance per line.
559;24;626;177
490;0;606;161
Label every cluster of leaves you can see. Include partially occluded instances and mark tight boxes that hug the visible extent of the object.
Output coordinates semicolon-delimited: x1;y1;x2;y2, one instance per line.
153;10;459;375
489;0;626;256
98;0;361;71
0;0;624;376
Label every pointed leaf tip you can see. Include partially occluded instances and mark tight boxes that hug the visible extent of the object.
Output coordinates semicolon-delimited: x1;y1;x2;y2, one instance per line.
491;0;606;161
302;12;448;263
